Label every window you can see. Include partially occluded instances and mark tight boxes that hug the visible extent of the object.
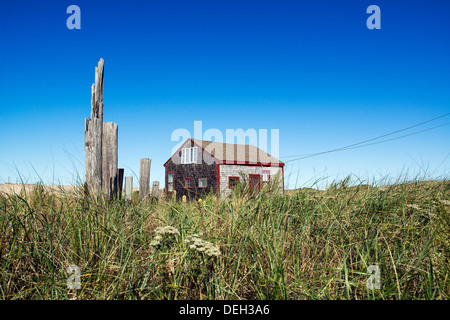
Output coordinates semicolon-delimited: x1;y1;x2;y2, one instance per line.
229;176;240;189
167;172;174;193
182;148;188;164
184;177;193;189
199;178;207;188
181;147;197;164
262;170;270;183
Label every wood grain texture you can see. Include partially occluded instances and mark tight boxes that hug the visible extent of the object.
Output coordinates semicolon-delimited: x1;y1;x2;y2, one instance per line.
85;58;105;198
124;176;133;201
91;58;104;120
102;122;118;198
84;118;102;197
152;181;160;197
139;158;151;200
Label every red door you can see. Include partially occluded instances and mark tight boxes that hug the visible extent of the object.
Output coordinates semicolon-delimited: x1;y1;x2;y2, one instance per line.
249;174;261;193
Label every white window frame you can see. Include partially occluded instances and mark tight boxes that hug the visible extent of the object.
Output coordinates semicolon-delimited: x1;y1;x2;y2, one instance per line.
181;147;197;164
168;173;174;192
262;170;270;183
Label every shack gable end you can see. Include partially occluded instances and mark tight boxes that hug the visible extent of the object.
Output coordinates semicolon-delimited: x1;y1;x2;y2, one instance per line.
165;140;218;199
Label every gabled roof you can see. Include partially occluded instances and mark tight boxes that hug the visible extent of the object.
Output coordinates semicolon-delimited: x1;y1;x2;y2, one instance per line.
164;138;284;166
192;139;283;165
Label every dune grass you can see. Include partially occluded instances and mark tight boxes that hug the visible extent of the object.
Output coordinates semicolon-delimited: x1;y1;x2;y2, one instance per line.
0;177;449;300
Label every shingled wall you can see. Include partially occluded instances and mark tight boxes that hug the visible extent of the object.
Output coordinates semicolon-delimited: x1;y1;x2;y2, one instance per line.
165;140;218;200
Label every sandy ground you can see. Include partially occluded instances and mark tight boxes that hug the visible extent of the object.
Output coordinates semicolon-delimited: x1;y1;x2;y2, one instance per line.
0;183;164;197
0;183;78;195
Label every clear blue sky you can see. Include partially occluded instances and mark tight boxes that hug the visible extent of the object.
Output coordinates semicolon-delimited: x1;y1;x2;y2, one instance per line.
1;0;449;189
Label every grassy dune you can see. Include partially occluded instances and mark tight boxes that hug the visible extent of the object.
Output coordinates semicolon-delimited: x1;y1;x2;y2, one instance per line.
0;178;449;300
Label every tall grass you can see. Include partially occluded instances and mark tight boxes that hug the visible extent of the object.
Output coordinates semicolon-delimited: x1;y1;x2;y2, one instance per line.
0;177;449;300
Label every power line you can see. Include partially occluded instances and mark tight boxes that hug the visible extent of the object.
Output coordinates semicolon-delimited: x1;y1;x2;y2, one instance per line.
282;112;450;162
285;122;449;163
284;118;450;163
284;122;450;181
328;122;449;152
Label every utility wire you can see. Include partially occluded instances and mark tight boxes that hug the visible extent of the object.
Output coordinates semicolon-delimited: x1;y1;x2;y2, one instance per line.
282;112;450;162
326;122;449;152
285;121;450;180
284;119;450;163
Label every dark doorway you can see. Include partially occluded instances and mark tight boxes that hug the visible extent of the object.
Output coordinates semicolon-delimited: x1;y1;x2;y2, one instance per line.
249;174;261;193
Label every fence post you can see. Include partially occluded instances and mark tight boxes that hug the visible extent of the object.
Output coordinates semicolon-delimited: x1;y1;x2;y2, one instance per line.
124;176;133;201
139;158;151;201
117;168;124;199
84;58;104;198
102;122;118;198
152;181;160;197
84;118;102;197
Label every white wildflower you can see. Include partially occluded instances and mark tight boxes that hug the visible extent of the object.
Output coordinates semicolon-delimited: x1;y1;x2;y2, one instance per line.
205;246;221;257
150;226;180;249
150;240;160;247
155;226;180;236
154;235;162;241
185;234;221;257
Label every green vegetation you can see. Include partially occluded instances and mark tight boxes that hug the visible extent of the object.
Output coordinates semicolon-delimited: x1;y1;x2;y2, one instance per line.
0;177;449;300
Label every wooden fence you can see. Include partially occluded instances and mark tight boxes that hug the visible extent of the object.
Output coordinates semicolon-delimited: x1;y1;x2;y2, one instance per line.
84;59;159;201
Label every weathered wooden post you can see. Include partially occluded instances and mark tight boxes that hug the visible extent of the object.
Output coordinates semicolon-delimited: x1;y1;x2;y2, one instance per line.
84;58;120;200
139;158;151;200
124;176;133;201
152;181;160;197
85;58;104;198
102;122;118;198
117;168;124;199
